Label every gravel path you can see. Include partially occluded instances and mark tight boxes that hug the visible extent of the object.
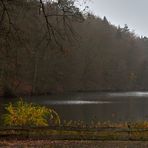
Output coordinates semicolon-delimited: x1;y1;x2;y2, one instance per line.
0;140;148;148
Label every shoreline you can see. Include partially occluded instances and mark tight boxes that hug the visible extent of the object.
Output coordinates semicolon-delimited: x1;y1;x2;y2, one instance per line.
1;90;148;98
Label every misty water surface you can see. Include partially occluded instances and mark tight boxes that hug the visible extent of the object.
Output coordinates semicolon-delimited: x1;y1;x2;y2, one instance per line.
1;92;148;122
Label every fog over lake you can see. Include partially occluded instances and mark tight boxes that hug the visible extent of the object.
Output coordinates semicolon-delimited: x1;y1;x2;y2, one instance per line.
1;92;148;122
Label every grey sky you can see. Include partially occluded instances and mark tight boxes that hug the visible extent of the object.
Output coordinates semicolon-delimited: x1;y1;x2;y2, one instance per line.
85;0;148;37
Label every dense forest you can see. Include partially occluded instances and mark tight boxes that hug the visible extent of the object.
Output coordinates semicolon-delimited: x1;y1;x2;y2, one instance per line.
1;0;148;96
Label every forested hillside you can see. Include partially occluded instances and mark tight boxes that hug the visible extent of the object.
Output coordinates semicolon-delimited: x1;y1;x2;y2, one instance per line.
1;0;148;96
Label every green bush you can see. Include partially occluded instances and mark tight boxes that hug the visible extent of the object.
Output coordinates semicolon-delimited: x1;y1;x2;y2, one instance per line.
3;99;60;127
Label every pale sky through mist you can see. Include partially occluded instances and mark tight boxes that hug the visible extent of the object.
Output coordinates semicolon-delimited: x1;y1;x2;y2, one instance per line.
84;0;148;37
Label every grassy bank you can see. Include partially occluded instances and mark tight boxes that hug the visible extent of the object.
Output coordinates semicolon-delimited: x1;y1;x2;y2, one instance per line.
1;125;148;141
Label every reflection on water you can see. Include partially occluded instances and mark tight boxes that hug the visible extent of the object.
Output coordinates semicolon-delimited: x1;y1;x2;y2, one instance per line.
43;100;111;105
1;91;148;122
108;92;148;97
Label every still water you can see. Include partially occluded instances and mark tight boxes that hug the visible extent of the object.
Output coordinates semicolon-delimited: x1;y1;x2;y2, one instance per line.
1;92;148;122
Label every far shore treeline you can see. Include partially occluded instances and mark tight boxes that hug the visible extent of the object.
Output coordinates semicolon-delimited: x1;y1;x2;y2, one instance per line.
1;0;148;96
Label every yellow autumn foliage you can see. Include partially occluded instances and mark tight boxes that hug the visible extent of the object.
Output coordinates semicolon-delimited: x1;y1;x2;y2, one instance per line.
3;99;60;127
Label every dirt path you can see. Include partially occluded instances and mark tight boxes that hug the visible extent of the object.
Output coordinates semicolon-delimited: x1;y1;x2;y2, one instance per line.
0;140;148;148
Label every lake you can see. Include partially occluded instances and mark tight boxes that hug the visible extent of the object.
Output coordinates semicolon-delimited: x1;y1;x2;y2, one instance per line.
1;91;148;123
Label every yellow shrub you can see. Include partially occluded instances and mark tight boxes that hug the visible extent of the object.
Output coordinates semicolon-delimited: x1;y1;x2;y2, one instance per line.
3;99;60;127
